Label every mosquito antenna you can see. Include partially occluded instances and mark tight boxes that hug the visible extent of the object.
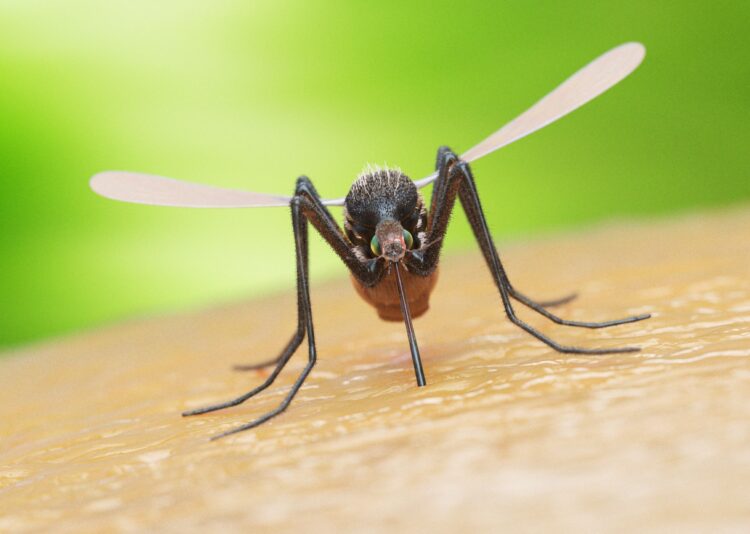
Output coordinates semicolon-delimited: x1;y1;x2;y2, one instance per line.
393;262;426;387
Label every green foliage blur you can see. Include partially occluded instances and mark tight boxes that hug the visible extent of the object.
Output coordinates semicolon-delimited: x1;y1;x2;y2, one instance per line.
1;1;747;349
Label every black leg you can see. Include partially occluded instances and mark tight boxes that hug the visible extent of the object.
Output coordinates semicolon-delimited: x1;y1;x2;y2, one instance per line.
531;292;578;308
183;338;300;417
407;147;647;354
233;355;283;371
454;160;646;353
208;197;318;440
233;305;305;372
183;299;305;415
186;176;385;439
508;285;649;328
293;177;385;286
233;176;385;371
410;147;459;272
182;192;312;418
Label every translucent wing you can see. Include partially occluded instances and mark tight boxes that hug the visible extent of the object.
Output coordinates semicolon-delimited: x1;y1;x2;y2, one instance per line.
92;43;644;207
90;171;293;208
413;42;646;188
90;171;350;207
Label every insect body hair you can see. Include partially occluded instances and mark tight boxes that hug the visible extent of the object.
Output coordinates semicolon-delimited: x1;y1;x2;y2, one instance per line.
345;166;418;228
343;166;427;260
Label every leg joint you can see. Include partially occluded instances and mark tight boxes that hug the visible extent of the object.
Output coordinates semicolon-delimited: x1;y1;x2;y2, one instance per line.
435;146;459;170
294;176;319;197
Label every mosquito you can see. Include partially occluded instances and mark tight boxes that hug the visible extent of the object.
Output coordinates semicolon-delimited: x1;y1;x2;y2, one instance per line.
91;43;651;440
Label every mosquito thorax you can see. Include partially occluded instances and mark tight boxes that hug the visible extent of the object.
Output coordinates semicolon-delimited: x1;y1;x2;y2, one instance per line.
343;167;426;256
344;167;418;224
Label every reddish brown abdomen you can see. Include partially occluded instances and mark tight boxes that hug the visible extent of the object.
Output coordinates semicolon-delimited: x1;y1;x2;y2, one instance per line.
351;267;439;321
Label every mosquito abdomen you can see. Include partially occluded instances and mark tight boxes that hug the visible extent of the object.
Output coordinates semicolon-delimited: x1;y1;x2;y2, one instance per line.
350;267;439;321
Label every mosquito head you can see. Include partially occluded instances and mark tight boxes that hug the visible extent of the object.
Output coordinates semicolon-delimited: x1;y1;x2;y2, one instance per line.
343;166;425;260
373;219;408;262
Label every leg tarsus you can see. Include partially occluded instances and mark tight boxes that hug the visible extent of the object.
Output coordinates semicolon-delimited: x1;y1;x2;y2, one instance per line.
535;291;578;308
209;359;316;441
233;332;302;371
182;337;300;417
505;305;642;354
508;285;650;329
233;358;280;372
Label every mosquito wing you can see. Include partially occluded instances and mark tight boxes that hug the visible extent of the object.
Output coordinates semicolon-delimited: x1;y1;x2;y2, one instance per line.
413;42;646;188
90;171;293;208
92;44;644;207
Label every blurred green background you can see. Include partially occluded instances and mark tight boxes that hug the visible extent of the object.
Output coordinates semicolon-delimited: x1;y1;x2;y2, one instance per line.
1;1;747;350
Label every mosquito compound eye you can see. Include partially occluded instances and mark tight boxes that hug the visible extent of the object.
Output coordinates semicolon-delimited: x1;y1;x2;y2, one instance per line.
402;229;414;250
370;235;382;257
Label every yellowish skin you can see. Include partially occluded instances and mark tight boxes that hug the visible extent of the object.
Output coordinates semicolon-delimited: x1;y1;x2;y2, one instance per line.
1;207;749;532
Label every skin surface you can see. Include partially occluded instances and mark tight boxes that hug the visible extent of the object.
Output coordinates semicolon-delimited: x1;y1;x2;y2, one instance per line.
1;207;749;531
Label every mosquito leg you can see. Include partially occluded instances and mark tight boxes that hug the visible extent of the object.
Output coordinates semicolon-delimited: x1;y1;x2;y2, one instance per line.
209;197;318;440
402;147;458;275
429;150;578;309
498;295;640;354
183;337;300;417
409;147;644;353
507;286;650;328
233;308;305;371
233;355;283;371
232;173;389;375
533;292;578;308
293;176;384;285
183;185;314;417
452;160;643;353
200;175;381;437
